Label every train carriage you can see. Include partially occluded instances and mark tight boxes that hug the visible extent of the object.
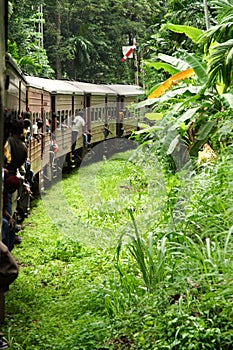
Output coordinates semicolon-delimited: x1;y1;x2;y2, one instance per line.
26;76;84;172
5;55;27;117
25;78;52;173
106;84;143;136
3;71;144;186
68;81;118;144
1;0;146;327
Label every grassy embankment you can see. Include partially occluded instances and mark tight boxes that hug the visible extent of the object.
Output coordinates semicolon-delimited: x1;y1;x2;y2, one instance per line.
2;145;233;349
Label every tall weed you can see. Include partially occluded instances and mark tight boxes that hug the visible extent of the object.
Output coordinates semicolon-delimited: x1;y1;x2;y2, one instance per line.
116;209;169;293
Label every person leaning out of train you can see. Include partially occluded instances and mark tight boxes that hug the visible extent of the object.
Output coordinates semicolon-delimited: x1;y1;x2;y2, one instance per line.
103;123;112;141
49;133;59;168
4;119;28;176
87;129;92;146
32;118;43;142
23;117;32;147
46;119;52;133
32;120;39;141
71;112;85;152
2;175;22;251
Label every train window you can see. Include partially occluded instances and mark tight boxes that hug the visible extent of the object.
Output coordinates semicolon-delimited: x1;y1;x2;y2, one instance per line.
100;108;103;121
63;110;68;125
57;111;61;129
65;111;69;127
90;109;94;122
109;108;112;118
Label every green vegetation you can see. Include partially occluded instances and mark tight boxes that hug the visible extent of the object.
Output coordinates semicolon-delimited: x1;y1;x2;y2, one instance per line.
8;0;208;82
2;141;233;349
4;1;233;348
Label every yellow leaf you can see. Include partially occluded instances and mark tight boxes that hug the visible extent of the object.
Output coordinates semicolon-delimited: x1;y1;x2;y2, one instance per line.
148;68;196;99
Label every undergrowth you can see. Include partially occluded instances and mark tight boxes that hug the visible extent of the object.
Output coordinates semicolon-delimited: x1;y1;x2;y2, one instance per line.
2;146;233;349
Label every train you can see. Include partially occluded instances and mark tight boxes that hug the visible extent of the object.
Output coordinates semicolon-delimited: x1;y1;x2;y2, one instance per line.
4;53;145;192
0;0;145;326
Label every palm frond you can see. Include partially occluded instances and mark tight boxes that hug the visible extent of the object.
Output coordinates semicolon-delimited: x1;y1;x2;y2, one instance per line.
201;22;233;49
211;0;233;22
208;38;233;90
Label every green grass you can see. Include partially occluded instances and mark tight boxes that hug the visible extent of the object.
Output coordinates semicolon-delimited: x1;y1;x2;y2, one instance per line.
2;150;156;349
2;148;233;349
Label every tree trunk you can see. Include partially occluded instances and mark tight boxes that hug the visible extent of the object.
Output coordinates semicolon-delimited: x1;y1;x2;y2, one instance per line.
55;0;62;79
203;0;210;30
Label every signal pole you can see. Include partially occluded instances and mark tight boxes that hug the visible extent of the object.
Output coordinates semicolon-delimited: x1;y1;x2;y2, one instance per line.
38;4;44;47
133;38;139;86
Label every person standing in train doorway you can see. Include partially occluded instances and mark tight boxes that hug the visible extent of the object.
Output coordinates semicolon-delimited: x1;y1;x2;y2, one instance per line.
71;111;85;155
103;123;112;141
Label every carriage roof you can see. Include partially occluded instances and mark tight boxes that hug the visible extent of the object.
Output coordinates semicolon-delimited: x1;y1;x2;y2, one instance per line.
26;76;83;94
105;84;144;97
26;76;144;97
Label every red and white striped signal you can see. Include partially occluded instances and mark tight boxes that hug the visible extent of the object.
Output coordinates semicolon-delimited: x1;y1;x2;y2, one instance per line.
121;45;136;62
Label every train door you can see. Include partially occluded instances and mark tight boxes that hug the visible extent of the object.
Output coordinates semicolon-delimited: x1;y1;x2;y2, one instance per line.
116;96;124;137
84;94;91;130
51;94;56;133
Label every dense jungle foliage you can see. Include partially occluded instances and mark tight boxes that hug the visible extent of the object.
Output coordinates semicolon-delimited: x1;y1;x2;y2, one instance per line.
8;0;210;83
3;0;233;348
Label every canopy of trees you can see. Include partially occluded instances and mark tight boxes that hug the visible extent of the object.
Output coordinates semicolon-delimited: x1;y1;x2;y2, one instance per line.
8;0;208;83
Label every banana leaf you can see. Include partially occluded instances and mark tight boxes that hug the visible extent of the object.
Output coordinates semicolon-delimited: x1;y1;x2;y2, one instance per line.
196;120;217;140
166;23;203;43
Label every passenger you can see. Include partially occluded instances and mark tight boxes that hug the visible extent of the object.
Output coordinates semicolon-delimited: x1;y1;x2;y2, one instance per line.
46;119;52;133
0;241;18;349
103;123;112;141
71;112;85;153
83;132;88;148
2;175;22;251
4;119;28;176
118;110;124;137
32;120;39;141
49;133;59;168
37;118;44;139
4;120;30;227
87;129;92;147
23;117;32;147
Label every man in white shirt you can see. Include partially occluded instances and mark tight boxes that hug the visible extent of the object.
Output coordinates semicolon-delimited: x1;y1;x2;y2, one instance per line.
71;113;85;153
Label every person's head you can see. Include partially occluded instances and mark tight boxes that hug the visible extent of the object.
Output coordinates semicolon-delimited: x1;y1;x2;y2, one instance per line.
11;119;24;135
4;175;21;193
37;119;44;129
23;118;31;129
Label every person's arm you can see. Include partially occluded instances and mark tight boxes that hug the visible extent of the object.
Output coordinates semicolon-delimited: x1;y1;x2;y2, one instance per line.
3;208;14;230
